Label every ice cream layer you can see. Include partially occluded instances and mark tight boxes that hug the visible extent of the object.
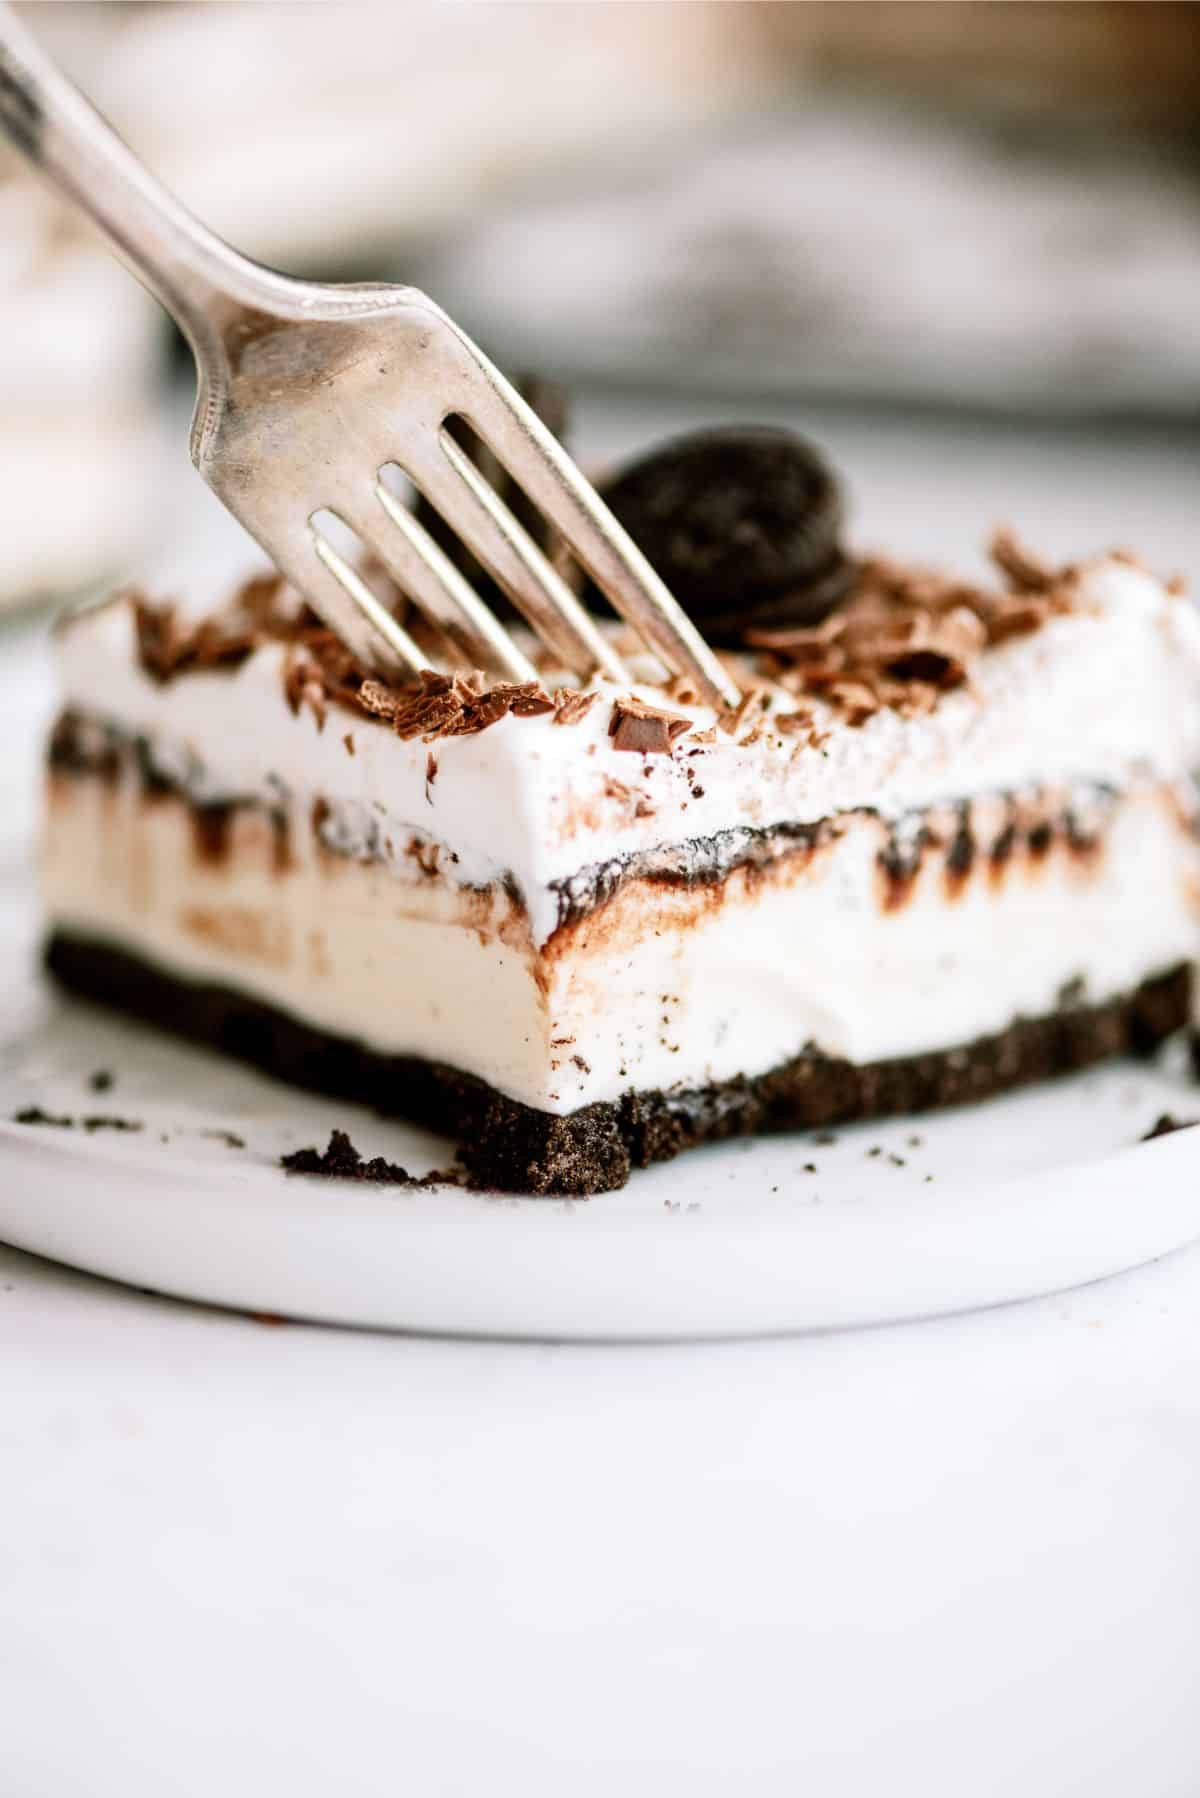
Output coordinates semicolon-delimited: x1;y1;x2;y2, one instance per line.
42;760;1198;1114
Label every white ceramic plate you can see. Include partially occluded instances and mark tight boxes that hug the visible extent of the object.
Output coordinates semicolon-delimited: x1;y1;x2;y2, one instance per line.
2;861;1199;1337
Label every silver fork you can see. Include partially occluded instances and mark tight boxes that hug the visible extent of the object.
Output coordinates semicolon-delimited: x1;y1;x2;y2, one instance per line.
0;4;739;708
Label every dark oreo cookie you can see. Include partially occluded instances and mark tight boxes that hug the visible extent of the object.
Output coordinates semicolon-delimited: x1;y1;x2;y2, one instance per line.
590;425;851;642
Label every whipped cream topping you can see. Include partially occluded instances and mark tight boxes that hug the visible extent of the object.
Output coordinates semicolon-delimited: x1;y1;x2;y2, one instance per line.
54;558;1200;947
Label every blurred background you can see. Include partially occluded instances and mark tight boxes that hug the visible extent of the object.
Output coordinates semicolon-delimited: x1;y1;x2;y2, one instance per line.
2;0;1199;616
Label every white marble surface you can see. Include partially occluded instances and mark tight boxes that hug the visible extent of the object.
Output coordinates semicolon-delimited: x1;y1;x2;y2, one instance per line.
3;1236;1200;1795
3;400;1200;1792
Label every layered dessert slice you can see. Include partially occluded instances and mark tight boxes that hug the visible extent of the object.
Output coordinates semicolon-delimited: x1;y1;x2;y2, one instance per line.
41;503;1200;1193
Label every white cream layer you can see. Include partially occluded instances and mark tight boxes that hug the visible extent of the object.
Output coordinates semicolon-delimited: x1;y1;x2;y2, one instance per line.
44;777;1199;1113
55;559;1200;949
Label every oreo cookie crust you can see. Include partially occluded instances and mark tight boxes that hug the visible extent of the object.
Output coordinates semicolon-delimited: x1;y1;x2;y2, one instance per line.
44;932;1188;1196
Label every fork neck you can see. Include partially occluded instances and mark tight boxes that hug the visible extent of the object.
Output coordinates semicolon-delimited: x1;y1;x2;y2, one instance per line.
0;1;292;362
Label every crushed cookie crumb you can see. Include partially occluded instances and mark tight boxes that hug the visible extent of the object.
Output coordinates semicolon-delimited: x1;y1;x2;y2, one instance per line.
13;1104;143;1133
1141;1113;1199;1142
281;1128;457;1186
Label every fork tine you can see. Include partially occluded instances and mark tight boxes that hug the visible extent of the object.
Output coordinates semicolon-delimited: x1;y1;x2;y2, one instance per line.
400;435;629;685
456;385;742;711
305;525;431;678
355;483;539;683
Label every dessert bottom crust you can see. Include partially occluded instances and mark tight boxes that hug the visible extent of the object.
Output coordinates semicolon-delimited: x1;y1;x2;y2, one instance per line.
44;930;1190;1195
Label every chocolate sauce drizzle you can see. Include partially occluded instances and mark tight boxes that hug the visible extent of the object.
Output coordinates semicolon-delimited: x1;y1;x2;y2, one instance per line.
50;707;1139;936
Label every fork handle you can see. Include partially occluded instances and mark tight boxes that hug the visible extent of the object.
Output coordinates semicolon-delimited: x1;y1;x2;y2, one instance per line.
0;1;278;357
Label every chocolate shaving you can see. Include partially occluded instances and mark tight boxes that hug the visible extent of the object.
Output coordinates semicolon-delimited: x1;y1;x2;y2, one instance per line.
987;597;1054;644
351;670;555;742
989;528;1060;593
774;708;816;736
608;697;691;755
748;544;1078;725
665;674;702;706
230;571;290;618
824;680;878;725
283;647;328;729
135;599;260;684
120;528;1083;741
507;686;556;718
355;678;401;722
552;688;599;727
131;570;350;689
882;604;988;688
135;571;308;683
743;617;843;658
718;687;766;737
